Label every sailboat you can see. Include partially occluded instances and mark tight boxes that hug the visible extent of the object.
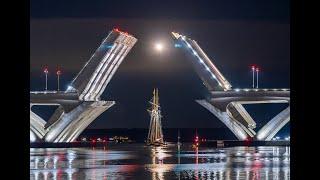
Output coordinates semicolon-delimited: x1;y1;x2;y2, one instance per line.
146;88;166;146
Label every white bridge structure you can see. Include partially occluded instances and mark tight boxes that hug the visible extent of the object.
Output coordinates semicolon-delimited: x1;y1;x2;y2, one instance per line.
171;32;290;140
30;29;137;142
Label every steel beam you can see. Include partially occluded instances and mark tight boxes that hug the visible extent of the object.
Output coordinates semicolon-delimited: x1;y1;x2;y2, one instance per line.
256;106;290;140
196;99;249;140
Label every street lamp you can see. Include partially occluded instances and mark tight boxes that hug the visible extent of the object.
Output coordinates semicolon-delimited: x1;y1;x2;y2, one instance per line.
43;67;49;91
251;66;255;88
256;67;259;88
56;69;61;91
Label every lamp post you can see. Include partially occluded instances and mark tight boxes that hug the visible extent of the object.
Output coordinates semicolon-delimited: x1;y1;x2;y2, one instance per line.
56;69;61;91
256;67;259;88
251;66;255;88
44;67;48;91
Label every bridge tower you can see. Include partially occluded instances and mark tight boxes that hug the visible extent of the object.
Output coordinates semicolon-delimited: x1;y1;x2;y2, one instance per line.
147;88;165;145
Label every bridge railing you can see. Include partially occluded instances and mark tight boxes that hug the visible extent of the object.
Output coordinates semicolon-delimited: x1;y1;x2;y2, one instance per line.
231;88;290;92
30;91;71;94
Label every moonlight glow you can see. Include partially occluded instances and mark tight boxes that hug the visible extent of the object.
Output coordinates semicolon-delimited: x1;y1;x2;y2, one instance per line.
155;43;164;52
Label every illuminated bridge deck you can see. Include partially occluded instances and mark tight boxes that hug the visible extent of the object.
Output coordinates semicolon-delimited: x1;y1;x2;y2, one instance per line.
229;88;289;92
30;91;77;94
208;89;290;111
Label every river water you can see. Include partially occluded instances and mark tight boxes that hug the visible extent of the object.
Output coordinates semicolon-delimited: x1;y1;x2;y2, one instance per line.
30;143;290;179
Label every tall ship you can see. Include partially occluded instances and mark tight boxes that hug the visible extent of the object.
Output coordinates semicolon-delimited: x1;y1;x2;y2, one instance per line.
146;88;165;146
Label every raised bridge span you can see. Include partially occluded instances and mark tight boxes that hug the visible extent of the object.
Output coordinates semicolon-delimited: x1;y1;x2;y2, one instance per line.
30;29;137;142
171;32;289;140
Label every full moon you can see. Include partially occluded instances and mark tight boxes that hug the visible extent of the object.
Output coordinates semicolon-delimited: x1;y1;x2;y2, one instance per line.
154;43;164;52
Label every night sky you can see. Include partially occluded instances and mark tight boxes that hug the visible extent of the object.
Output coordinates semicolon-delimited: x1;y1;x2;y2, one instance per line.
30;1;290;135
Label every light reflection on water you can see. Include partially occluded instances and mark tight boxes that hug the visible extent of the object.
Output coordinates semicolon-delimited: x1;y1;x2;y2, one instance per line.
30;144;290;179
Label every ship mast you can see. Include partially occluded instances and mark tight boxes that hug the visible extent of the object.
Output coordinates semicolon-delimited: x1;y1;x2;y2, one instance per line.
147;88;164;145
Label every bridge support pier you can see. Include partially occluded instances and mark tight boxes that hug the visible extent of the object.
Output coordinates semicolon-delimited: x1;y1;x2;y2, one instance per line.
30;110;47;140
43;101;115;142
256;106;290;141
30;101;115;142
196;99;290;141
196;99;250;140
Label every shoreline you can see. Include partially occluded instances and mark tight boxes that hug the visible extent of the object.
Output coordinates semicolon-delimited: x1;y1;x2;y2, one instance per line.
30;140;290;148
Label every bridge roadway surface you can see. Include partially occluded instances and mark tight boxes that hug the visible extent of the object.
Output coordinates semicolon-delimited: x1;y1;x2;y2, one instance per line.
209;89;290;111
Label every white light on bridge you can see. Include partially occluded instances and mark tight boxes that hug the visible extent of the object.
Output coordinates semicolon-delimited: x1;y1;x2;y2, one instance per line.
235;89;240;92
193;51;198;56
67;86;73;91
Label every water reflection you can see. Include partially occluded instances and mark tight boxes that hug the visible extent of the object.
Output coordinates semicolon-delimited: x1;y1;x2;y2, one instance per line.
148;146;172;180
30;145;290;179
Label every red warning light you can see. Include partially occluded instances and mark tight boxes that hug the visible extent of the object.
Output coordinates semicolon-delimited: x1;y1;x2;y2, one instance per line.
43;67;48;73
114;28;119;32
194;136;199;142
256;67;259;72
251;65;255;70
56;70;61;75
